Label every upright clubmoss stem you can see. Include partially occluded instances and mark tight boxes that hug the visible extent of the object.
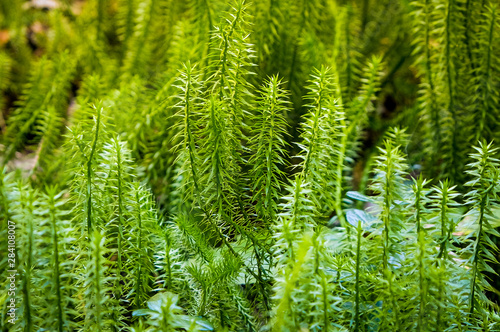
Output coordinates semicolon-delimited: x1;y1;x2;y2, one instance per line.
86;107;101;236
114;138;124;295
334;125;347;228
354;220;362;331
22;188;34;332
134;188;143;306
165;234;172;290
469;195;485;316
93;232;103;331
48;189;64;332
414;178;426;332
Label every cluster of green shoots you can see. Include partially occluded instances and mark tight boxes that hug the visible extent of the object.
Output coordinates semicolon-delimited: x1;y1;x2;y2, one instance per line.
0;0;499;331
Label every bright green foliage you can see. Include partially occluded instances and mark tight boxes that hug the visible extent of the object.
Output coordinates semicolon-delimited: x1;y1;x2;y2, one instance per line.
1;0;500;331
411;0;500;183
79;229;121;331
249;75;290;226
38;187;78;332
463;142;500;317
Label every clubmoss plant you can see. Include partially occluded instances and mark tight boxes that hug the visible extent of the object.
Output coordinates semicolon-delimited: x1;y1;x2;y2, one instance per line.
1;0;500;330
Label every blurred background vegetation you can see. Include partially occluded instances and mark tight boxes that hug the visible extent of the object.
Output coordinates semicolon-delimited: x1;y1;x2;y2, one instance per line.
0;0;433;186
1;0;498;192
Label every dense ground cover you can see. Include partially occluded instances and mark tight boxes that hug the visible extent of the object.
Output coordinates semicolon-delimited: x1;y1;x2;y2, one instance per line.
1;0;500;330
